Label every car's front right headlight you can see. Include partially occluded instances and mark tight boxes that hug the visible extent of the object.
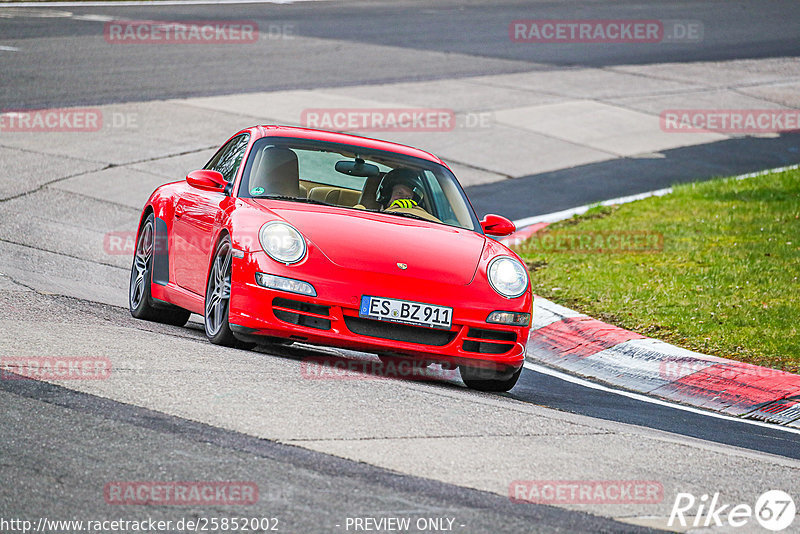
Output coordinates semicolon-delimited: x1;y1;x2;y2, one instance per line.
487;256;529;298
259;221;306;264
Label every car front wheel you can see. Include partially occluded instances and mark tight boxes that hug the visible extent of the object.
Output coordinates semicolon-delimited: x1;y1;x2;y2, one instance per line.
204;234;254;350
459;365;522;392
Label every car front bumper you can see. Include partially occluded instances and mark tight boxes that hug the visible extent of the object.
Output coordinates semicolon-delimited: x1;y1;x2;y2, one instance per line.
228;251;531;372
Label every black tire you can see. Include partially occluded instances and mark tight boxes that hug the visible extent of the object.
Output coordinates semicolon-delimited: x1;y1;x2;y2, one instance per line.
204;234;255;350
459;365;522;392
129;213;191;327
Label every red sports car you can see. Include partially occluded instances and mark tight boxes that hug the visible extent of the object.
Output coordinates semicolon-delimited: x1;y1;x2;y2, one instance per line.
129;126;532;391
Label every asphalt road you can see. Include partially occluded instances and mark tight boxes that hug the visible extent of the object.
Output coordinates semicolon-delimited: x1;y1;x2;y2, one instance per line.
1;361;651;534
1;287;797;533
2;0;799;218
468;132;800;219
1;1;800;532
513;367;800;461
2;0;800;107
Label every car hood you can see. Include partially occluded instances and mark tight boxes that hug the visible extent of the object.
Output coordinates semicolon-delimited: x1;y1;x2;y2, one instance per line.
260;202;486;286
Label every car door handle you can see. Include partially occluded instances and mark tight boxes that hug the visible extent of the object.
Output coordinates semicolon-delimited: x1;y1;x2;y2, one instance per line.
175;204;184;218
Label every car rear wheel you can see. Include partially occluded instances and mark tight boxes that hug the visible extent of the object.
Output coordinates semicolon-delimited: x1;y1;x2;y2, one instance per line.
204;235;255;350
129;213;191;326
459;365;522;392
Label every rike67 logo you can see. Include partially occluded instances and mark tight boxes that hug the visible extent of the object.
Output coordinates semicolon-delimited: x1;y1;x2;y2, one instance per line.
669;490;796;531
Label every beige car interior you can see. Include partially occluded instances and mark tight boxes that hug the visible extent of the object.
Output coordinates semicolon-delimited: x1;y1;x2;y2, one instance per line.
300;172;439;222
248;147;449;224
307;186;361;207
249;146;300;197
296;173;382;211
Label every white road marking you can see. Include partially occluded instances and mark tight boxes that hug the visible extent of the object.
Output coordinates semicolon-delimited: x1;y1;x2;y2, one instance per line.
0;45;20;51
512;162;800;228
71;14;116;22
523;361;800;435
0;8;72;17
2;0;321;7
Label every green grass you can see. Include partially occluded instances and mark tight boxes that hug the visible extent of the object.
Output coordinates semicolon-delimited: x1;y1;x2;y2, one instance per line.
516;167;800;373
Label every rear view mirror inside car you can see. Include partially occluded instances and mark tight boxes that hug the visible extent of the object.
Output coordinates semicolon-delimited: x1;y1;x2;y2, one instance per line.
335;158;380;177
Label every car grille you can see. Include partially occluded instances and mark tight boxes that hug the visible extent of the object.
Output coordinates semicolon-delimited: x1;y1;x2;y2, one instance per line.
462;328;516;354
343;316;456;346
272;298;332;330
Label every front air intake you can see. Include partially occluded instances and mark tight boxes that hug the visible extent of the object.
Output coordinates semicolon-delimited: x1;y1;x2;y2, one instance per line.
272;298;331;330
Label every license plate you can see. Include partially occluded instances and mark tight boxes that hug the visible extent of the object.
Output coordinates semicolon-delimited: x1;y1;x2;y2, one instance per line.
359;296;453;330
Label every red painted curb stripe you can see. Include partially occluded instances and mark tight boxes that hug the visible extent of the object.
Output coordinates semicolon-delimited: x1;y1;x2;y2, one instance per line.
529;309;800;415
659;361;800;414
529;316;645;359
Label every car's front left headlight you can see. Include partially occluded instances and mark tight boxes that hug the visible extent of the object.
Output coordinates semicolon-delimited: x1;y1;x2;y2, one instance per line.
488;256;529;298
259;221;306;264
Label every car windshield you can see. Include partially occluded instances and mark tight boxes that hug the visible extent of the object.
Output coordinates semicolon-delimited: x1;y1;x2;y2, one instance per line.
237;137;479;231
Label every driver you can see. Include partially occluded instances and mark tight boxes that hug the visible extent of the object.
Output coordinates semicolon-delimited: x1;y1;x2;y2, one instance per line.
376;168;441;222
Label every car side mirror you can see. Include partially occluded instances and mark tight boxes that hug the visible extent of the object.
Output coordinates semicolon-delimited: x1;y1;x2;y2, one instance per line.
186;169;226;191
480;214;515;237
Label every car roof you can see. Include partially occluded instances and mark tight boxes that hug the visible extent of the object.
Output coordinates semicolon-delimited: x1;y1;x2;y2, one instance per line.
239;125;447;166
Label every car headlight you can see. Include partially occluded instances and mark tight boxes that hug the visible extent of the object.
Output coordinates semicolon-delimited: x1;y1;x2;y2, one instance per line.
259;221;306;264
487;311;531;326
487;256;529;298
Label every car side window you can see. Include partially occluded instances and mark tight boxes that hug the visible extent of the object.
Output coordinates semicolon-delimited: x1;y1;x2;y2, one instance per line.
205;134;250;183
